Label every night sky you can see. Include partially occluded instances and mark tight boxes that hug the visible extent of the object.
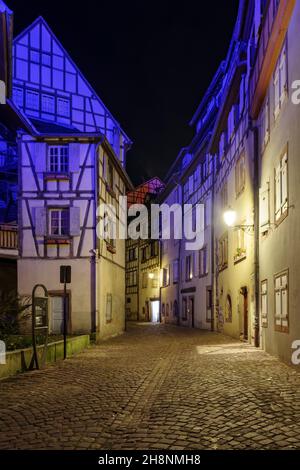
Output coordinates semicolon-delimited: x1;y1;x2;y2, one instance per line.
8;0;239;185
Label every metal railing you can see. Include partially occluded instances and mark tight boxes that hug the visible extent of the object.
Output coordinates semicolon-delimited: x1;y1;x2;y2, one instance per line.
0;224;18;250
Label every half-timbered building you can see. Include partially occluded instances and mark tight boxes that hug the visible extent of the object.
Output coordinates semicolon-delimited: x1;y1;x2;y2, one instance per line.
11;15;133;337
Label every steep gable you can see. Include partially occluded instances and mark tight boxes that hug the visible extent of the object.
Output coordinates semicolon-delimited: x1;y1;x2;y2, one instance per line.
12;16;131;165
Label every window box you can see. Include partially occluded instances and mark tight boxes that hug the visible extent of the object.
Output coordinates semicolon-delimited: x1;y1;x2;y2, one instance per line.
44;172;70;182
106;241;116;254
234;248;246;263
45;237;71;245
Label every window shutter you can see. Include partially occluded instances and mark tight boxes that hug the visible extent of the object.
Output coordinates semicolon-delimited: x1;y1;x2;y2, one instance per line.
34;207;47;236
275;164;281;221
259;184;269;229
69;143;80;173
280;49;287;103
69;207;81;236
33;143;47;173
281;155;288;212
274;68;280;117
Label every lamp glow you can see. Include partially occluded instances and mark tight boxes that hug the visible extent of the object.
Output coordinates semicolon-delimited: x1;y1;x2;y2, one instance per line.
223;209;237;227
148;272;154;279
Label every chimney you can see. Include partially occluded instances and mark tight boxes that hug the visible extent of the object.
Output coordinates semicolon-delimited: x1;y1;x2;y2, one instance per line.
0;1;13;102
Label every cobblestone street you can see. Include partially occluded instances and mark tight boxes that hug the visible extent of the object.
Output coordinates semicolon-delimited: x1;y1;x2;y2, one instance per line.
1;323;300;450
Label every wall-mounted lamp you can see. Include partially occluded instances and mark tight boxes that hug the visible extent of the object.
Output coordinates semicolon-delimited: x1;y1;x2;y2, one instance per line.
148;272;154;280
223;208;254;233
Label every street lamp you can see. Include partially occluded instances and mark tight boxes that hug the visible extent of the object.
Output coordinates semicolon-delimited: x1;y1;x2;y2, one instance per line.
148;272;154;279
223;208;254;232
223;208;237;227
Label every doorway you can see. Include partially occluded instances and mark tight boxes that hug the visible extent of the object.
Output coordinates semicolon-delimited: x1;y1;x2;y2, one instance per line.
150;300;160;323
240;287;248;341
189;297;195;328
50;295;69;334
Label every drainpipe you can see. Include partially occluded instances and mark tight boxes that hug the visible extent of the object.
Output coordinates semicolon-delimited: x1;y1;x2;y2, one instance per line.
252;124;260;347
210;157;215;332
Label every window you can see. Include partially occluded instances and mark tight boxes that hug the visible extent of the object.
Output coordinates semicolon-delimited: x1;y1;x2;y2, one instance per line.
275;151;288;223
26;90;39;110
42;94;55;114
173;259;179;283
150;241;158;258
235;154;245;196
162;267;169;287
259;183;270;233
225;294;232;322
152;271;159;288
234;227;246;262
126;271;137;287
141;247;147;263
13;87;23;108
199;246;208;277
49;146;69;173
261;97;270;149
220;182;228;209
166;304;169;317
274;42;287;119
227;105;236;142
106;293;112;323
107;161;114;190
274;271;288;333
49;208;69;236
261;280;268;327
185;255;193;281
128;247;137;261
206;287;212;322
218;233;228;270
142;272;148;289
183;181;189;202
182;297;188;320
57;97;70;117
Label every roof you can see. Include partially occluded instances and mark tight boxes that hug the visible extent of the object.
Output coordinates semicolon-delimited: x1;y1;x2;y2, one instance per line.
30;118;81;135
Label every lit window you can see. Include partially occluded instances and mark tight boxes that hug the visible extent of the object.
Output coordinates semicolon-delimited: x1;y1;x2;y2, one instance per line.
42;94;55;114
185;255;193;281
26;90;39;110
48;146;69;173
57;97;70;117
49;208;69;236
274;271;288;333
234;227;246;261
162;266;169;287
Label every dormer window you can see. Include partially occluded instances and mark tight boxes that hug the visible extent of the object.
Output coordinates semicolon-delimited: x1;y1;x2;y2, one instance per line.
48;145;69;173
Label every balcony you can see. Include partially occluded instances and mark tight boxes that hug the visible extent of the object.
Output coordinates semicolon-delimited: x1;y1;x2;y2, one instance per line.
250;0;295;119
0;224;18;257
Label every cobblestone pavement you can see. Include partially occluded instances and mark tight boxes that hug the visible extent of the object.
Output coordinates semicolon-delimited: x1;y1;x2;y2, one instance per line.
1;323;300;450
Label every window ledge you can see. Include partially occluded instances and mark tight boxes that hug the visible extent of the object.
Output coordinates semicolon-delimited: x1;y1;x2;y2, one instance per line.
234;253;246;264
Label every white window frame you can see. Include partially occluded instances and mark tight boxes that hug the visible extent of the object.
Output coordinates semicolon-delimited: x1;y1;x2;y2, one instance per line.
199;246;208;277
48;145;69;173
274;271;288;333
261;279;268;327
273;41;288;120
49;208;69;236
275;150;288;223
